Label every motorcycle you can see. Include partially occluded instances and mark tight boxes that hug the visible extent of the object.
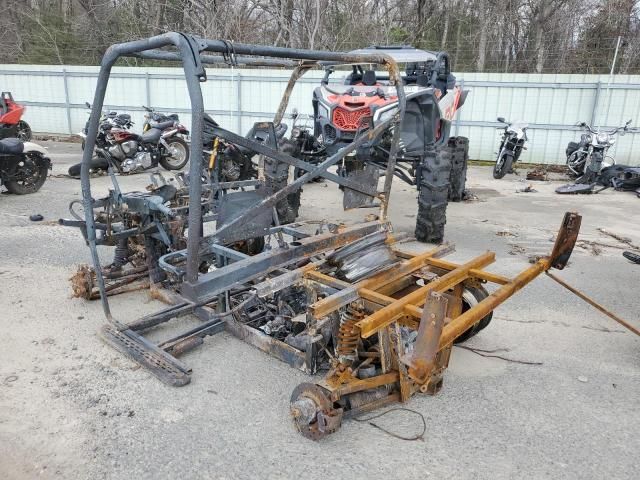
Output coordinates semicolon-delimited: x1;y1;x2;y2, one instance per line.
69;105;190;176
493;117;528;179
142;105;181;132
0;92;32;141
0;137;51;194
565;120;631;183
79;102;133;151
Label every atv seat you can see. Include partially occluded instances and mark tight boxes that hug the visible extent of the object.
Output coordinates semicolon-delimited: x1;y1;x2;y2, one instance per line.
361;70;378;86
0;137;24;155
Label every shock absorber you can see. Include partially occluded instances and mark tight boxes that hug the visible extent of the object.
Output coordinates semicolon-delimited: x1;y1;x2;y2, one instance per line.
336;305;364;363
111;238;129;268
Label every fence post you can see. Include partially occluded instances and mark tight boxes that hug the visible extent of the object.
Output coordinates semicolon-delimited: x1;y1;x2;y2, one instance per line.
62;68;72;134
591;81;601;127
145;71;151;107
236;71;242;133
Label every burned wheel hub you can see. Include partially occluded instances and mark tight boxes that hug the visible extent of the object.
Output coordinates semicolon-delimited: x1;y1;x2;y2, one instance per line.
290;383;342;440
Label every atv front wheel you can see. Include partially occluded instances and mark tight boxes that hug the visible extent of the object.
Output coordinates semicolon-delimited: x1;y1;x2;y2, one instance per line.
415;145;451;243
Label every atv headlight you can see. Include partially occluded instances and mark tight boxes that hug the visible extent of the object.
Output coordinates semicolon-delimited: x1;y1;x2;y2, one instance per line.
596;132;610;145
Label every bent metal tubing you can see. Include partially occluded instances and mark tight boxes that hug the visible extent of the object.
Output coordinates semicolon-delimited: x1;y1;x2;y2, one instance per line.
80;32;406;321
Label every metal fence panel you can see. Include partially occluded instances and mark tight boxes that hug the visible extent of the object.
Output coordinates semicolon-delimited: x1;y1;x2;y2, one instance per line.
1;64;639;165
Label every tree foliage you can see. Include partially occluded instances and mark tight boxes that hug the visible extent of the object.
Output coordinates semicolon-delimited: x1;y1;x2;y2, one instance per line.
0;0;638;73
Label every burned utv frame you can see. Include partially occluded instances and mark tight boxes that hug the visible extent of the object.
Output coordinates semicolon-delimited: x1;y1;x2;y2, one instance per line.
66;33;584;439
69;33;411;380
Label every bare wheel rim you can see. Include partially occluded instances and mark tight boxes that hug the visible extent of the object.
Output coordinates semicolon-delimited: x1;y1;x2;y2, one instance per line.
165;141;187;167
17;121;31;141
15;157;44;187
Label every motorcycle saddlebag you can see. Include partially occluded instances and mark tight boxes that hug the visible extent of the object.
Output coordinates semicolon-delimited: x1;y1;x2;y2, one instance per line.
565;141;580;157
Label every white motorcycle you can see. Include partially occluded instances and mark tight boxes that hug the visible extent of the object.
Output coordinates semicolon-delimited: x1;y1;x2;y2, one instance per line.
565;120;631;184
493;117;528;179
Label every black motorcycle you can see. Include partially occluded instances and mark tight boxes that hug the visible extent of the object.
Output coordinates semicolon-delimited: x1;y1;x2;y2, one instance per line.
79;102;133;151
69;105;189;177
493;117;528;179
0;138;51;194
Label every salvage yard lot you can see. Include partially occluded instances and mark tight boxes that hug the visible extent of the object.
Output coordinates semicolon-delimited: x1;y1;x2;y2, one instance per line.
1;141;638;479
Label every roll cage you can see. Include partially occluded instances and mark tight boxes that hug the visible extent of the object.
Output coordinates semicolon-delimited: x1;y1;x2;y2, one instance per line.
80;33;408;323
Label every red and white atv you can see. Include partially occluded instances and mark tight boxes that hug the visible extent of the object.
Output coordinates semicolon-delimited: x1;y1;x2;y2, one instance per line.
0;92;32;141
301;46;468;242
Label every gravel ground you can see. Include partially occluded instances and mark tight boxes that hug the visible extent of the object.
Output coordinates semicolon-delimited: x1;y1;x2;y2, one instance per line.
0;141;638;479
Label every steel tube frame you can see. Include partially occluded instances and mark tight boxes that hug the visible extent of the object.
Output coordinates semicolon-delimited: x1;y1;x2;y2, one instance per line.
80;32;406;320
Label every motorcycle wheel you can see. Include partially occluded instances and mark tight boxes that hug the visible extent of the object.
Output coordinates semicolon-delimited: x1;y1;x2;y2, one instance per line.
4;153;48;194
159;137;190;170
67;156;110;178
493;153;512;179
16;121;32;141
454;285;493;343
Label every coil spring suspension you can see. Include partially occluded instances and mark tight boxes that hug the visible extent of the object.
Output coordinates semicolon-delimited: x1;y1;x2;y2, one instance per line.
111;238;129;268
337;306;364;362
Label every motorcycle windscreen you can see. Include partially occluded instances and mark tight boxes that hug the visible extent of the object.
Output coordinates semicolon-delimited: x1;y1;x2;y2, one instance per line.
399;91;441;155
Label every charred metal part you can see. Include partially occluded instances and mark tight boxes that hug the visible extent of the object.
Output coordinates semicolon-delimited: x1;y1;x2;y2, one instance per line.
65;35;592;441
289;212;583;439
336;306;364;362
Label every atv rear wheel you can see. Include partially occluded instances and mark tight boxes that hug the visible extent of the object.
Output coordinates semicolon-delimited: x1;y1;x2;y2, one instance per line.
448;136;469;201
415;145;451;243
266;140;302;225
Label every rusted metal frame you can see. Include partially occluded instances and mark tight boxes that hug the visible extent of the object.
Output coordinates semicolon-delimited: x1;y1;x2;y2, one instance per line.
224;318;310;371
329;371;399;398
423;258;512;285
201;39;397;66
200;118;393;251
546;271;640;337
274;65;313;125
133;49;299;68
356;252;496;338
400;291;448;384
309;243;454;319
341;392;401;419
393;248;511;285
208;124;381;198
182;222;386;303
253;261;323;297
214;179;262;189
80;33;208;320
438;212;583;348
439;258;551;349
